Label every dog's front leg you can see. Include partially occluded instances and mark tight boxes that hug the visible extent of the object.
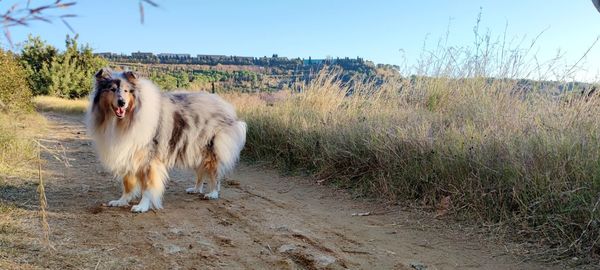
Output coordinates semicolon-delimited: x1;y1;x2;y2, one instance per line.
131;159;167;213
107;173;140;207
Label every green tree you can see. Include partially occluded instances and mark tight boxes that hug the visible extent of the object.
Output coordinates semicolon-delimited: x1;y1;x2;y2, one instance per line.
19;35;57;96
41;35;107;98
174;70;190;88
150;71;178;90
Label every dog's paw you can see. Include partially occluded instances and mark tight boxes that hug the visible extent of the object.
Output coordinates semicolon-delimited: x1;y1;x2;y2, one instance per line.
107;199;129;207
186;187;201;194
203;190;219;200
131;204;150;213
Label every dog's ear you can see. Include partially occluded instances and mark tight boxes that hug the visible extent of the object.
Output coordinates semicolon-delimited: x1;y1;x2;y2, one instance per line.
124;71;139;83
95;68;112;80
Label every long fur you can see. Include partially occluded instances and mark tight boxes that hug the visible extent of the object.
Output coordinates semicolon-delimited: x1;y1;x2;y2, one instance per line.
86;68;246;212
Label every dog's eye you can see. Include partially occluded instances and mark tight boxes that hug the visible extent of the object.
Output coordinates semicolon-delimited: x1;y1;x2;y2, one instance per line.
110;88;116;92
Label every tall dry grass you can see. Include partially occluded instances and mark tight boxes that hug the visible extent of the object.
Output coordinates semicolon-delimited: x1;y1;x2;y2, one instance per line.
0;112;52;251
0;113;46;177
236;71;600;260
33;96;88;114
231;27;600;261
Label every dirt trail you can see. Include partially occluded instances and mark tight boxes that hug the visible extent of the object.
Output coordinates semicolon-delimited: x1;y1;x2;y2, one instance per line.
25;112;558;269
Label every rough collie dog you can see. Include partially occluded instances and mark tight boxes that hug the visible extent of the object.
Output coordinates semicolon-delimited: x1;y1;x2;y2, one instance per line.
86;68;246;213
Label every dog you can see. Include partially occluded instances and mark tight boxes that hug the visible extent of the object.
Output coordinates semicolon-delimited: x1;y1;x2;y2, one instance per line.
86;68;246;213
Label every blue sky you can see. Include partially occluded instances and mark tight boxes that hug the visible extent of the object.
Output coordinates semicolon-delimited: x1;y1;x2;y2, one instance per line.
4;0;600;81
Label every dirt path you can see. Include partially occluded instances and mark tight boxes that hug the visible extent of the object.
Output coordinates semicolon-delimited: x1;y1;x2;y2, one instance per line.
22;112;559;269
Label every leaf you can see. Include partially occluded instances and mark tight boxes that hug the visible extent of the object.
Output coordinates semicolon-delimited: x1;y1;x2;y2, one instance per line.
139;1;144;24
33;15;52;23
142;0;159;7
3;29;13;48
61;18;75;33
56;2;77;9
29;5;52;14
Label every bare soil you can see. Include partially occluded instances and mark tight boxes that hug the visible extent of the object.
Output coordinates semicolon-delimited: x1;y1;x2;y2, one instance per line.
2;112;562;269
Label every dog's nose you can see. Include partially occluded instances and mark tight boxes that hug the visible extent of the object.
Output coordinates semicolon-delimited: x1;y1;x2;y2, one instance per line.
117;99;126;107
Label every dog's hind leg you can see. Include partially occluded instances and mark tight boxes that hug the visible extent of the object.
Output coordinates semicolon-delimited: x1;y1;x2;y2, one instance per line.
186;166;205;194
131;159;168;213
203;166;219;200
203;151;220;200
107;173;140;207
205;120;246;199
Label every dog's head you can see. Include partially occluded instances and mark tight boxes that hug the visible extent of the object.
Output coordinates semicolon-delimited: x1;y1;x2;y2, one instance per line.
93;68;139;119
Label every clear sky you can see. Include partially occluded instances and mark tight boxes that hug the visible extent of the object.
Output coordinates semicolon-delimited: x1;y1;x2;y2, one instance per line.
4;0;600;81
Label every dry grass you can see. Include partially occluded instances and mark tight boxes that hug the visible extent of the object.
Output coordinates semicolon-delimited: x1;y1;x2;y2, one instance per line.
0;110;72;267
225;21;600;263
0;111;49;267
0;113;47;177
33;96;88;114
234;72;600;262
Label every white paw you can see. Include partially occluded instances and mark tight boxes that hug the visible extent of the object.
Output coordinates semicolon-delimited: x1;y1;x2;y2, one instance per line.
186;187;202;194
131;204;150;213
203;190;219;200
107;199;129;207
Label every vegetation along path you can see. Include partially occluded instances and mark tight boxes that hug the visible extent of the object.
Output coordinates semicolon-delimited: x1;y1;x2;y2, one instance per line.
10;112;562;269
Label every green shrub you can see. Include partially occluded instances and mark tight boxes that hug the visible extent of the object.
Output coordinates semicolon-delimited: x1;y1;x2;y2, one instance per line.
0;50;33;112
149;71;178;90
19;35;57;96
20;35;107;99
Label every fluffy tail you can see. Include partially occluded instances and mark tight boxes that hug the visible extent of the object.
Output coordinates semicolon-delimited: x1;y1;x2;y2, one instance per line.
213;121;247;177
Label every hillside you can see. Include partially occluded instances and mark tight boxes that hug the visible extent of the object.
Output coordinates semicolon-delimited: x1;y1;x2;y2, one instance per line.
99;52;596;97
98;52;401;92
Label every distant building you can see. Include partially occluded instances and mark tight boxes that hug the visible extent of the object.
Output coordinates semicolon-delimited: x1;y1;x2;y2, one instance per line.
131;51;154;58
157;53;178;59
175;53;191;59
90;51;374;74
197;54;227;60
94;52;115;58
157;53;189;59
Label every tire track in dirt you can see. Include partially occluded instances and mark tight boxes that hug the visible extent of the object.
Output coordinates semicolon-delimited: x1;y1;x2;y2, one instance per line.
205;195;350;269
19;112;562;270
